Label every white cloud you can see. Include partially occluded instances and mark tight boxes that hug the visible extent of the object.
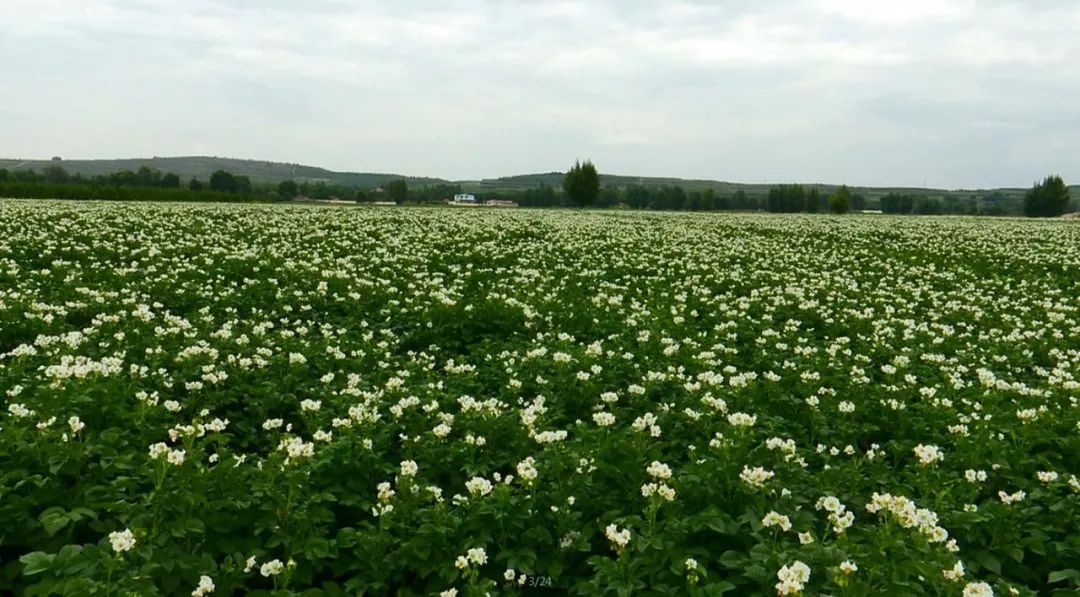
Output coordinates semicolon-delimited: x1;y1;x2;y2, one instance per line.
808;0;975;25
1;0;1079;187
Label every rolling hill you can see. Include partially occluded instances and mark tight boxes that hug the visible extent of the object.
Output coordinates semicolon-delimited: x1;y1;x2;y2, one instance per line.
0;155;1069;204
0;156;445;188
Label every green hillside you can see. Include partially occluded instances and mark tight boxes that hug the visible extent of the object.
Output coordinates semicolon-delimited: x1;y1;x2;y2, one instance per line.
1;156;1073;206
0;156;445;188
464;172;1046;205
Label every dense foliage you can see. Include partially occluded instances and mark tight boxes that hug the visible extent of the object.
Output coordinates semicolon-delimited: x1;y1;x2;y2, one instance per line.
0;166;265;203
2;202;1080;596
562;161;600;208
765;184;814;213
0;157;445;190
827;186;852;214
1023;176;1071;218
209;170;254;195
0;166;1050;215
386;180;410;205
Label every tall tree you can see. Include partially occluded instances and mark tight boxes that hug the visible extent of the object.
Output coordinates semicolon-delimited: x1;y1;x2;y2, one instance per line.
914;196;943;215
136;166;161;187
386;179;409;204
563;160;600;207
881;192;915;214
42;165;70;184
160;173;181;188
828;185;852;214
188;178;204;191
702;188;718;210
766;184;807;213
234;175;253;195
731;190;749;210
209;170;237;193
278;179;299;198
1023;175;1070;217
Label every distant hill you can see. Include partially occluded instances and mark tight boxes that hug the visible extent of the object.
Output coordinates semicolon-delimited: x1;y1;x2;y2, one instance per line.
463;172;743;192
0;156;1072;202
463;172;1046;204
0;156;445;188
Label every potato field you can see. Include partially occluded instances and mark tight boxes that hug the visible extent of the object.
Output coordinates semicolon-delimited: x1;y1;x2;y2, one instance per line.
2;200;1079;596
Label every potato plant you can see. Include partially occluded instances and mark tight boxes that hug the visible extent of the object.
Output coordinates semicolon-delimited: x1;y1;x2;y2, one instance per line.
1;200;1079;596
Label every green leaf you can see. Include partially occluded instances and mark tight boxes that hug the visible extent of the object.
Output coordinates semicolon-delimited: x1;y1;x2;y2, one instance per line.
38;507;70;536
718;550;743;569
974;551;1002;575
702;581;737;596
20;552;56;576
69;507;98;521
1048;569;1080;584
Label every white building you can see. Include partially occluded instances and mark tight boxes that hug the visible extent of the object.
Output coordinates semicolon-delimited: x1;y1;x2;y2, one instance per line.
452;193;477;204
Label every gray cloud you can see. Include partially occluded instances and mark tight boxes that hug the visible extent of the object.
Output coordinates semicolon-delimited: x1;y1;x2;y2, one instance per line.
2;0;1079;187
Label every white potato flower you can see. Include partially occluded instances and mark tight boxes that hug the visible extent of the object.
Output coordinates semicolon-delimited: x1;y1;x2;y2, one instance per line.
465;476;493;497
604;523;631;550
108;528;136;553
260;559;284;577
913;444;944;465
775;561;810;595
191;575;215;597
762;511;792;532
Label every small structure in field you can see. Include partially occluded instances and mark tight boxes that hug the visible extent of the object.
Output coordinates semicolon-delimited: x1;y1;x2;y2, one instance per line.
450;193;478;205
443;194;517;208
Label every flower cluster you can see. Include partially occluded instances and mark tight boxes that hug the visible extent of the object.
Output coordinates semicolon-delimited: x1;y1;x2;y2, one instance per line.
775;561;811;595
604;524;631;551
815;496;854;535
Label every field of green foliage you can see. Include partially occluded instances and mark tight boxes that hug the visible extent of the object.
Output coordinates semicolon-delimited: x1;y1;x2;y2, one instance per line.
2;200;1079;596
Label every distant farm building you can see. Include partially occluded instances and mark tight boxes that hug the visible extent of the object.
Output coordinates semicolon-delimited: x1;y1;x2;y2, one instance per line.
444;193;517;208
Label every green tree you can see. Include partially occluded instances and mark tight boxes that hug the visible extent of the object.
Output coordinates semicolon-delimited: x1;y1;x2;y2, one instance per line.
598;185;621;208
1023;175;1070;217
42;165;70;184
731;190;749;210
188;178;204;191
278;180;299;198
563;160;600;207
209;170;237;193
881;193;915;214
914;196;943;215
235;175;253;195
355;189;370;203
828;185;852;214
386;179;409;204
766;184;807;213
160;173;181;188
136;166;161;187
701;188;718;210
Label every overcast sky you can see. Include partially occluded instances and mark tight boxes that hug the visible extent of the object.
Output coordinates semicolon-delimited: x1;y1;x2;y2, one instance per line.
3;1;1079;188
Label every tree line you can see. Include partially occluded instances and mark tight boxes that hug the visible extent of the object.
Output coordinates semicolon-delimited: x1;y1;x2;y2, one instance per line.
0;163;1072;217
0;165;265;202
554;162;1073;217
